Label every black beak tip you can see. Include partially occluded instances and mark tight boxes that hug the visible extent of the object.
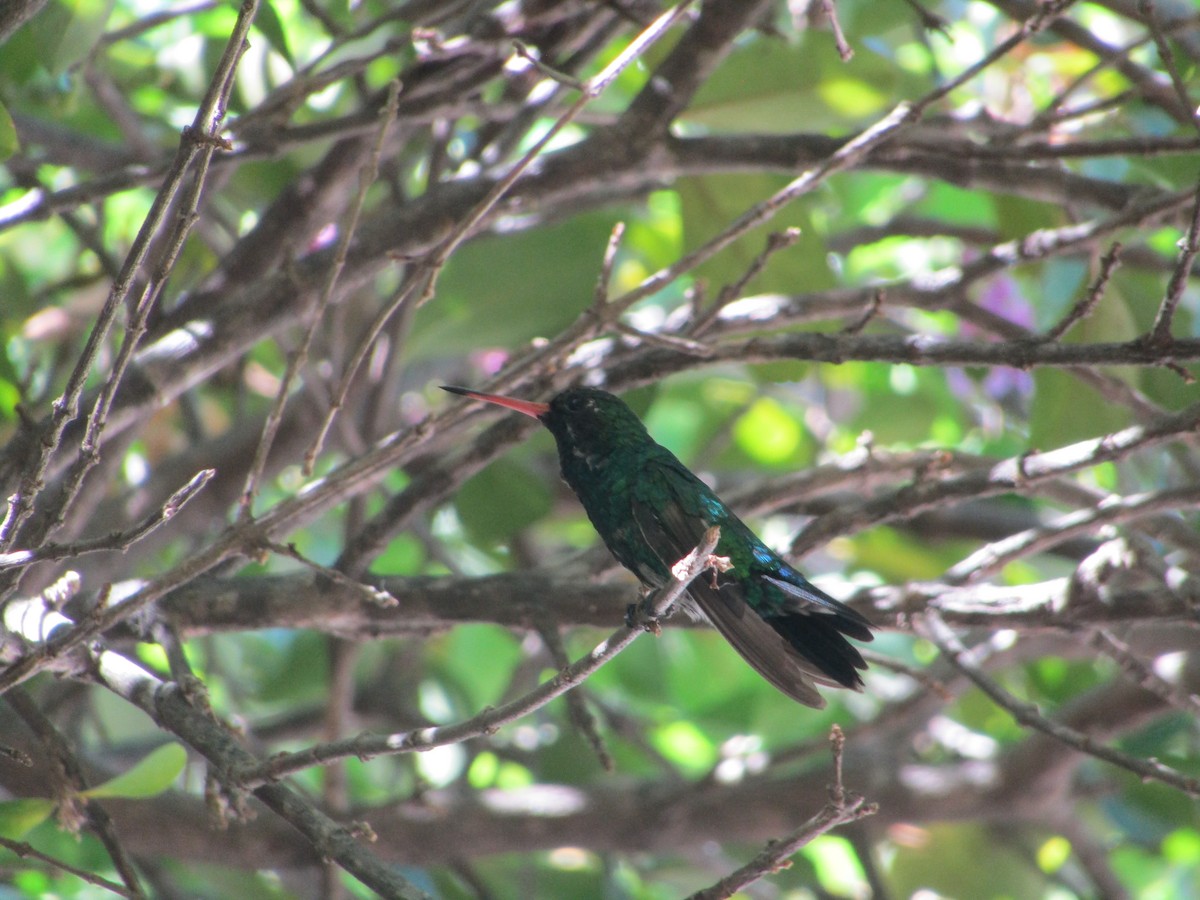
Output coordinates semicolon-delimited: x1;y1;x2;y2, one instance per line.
441;385;470;397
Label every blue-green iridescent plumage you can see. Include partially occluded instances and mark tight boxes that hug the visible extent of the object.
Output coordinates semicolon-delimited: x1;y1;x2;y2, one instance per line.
445;385;873;707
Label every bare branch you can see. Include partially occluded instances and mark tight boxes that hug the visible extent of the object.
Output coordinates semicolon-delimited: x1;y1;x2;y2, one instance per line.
0;1;259;559
919;611;1200;796
1149;179;1200;344
0;469;214;572
0;834;137;898
1042;242;1122;342
688;725;877;900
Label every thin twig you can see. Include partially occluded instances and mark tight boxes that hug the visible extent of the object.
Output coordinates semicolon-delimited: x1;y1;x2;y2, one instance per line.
792;401;1200;555
920;611;1200;796
611;104;917;321
607;0;1088;334
512;40;585;90
859;648;954;701
3;572;428;897
1148;178;1200;345
5;688;146;897
687;725;877;900
900;0;951;34
841;289;884;335
0;469;214;572
1042;242;1122;342
0;1;258;557
265;540;398;608
0;835;138;898
415;1;696;292
817;0;854;61
242;78;402;510
1090;627;1200;716
535;621;614;771
1139;0;1200;139
293;79;404;479
298;5;693;488
943;484;1200;583
84;638;431;899
593;220;626;311
614;321;715;356
692;228;803;336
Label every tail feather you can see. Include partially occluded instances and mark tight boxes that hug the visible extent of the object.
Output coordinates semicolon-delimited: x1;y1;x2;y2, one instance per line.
766;611;868;690
687;579;870;708
762;574;874;641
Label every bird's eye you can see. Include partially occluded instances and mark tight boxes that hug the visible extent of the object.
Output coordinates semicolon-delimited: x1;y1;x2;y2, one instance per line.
565;394;585;412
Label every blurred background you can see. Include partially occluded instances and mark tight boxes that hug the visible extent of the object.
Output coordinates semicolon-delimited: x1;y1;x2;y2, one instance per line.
0;0;1199;897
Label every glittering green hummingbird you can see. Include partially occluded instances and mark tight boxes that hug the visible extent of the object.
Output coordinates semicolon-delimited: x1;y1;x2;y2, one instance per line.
442;385;873;707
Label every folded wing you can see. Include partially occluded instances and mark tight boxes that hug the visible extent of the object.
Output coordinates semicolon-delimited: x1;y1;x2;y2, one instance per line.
629;457;871;708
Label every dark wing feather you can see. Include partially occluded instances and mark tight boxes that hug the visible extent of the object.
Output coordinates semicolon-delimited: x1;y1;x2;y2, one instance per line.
761;571;874;642
683;579;830;707
628;457;855;708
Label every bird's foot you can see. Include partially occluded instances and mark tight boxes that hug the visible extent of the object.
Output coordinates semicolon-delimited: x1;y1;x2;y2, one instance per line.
706;554;732;589
624;594;674;635
671;552;732;590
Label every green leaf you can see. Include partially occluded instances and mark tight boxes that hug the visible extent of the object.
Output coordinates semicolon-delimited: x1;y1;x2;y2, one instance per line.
991;192;1064;242
916;182;999;230
731;396;810;467
686;38;855;132
1030;277;1137;447
805;835;869;896
849;525;961;582
0;798;54;840
29;0;115;75
82;743;186;800
435;625;523;709
413;212;619;358
254;2;295;66
685;30;921;132
454;458;553;544
371;533;425;576
257;631;329;703
0;100;18;162
650;720;716;775
677;173;835;298
886;823;1049;898
0;379;18;426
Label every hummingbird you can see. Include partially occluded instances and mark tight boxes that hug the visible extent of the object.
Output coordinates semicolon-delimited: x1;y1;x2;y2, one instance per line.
442;385;873;708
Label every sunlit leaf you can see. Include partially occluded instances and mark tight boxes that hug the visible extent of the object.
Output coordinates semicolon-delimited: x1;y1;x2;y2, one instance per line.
254;2;294;66
732;396;809;466
0;798;54;840
805;835;868;896
650;721;716;775
82;743;187;800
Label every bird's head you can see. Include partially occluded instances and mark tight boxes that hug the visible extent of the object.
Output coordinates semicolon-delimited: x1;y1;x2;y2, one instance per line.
442;385;649;458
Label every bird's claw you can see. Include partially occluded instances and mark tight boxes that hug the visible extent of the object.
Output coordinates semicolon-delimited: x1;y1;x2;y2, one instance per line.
672;552;732;590
624;596;673;635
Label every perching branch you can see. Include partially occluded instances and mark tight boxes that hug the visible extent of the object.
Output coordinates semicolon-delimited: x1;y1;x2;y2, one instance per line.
234;527;724;787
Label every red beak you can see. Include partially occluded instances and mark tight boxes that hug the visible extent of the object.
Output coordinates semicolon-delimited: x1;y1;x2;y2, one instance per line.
441;385;550;419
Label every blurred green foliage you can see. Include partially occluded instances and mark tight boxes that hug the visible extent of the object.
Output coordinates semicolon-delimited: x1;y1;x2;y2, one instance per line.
1;0;1197;897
